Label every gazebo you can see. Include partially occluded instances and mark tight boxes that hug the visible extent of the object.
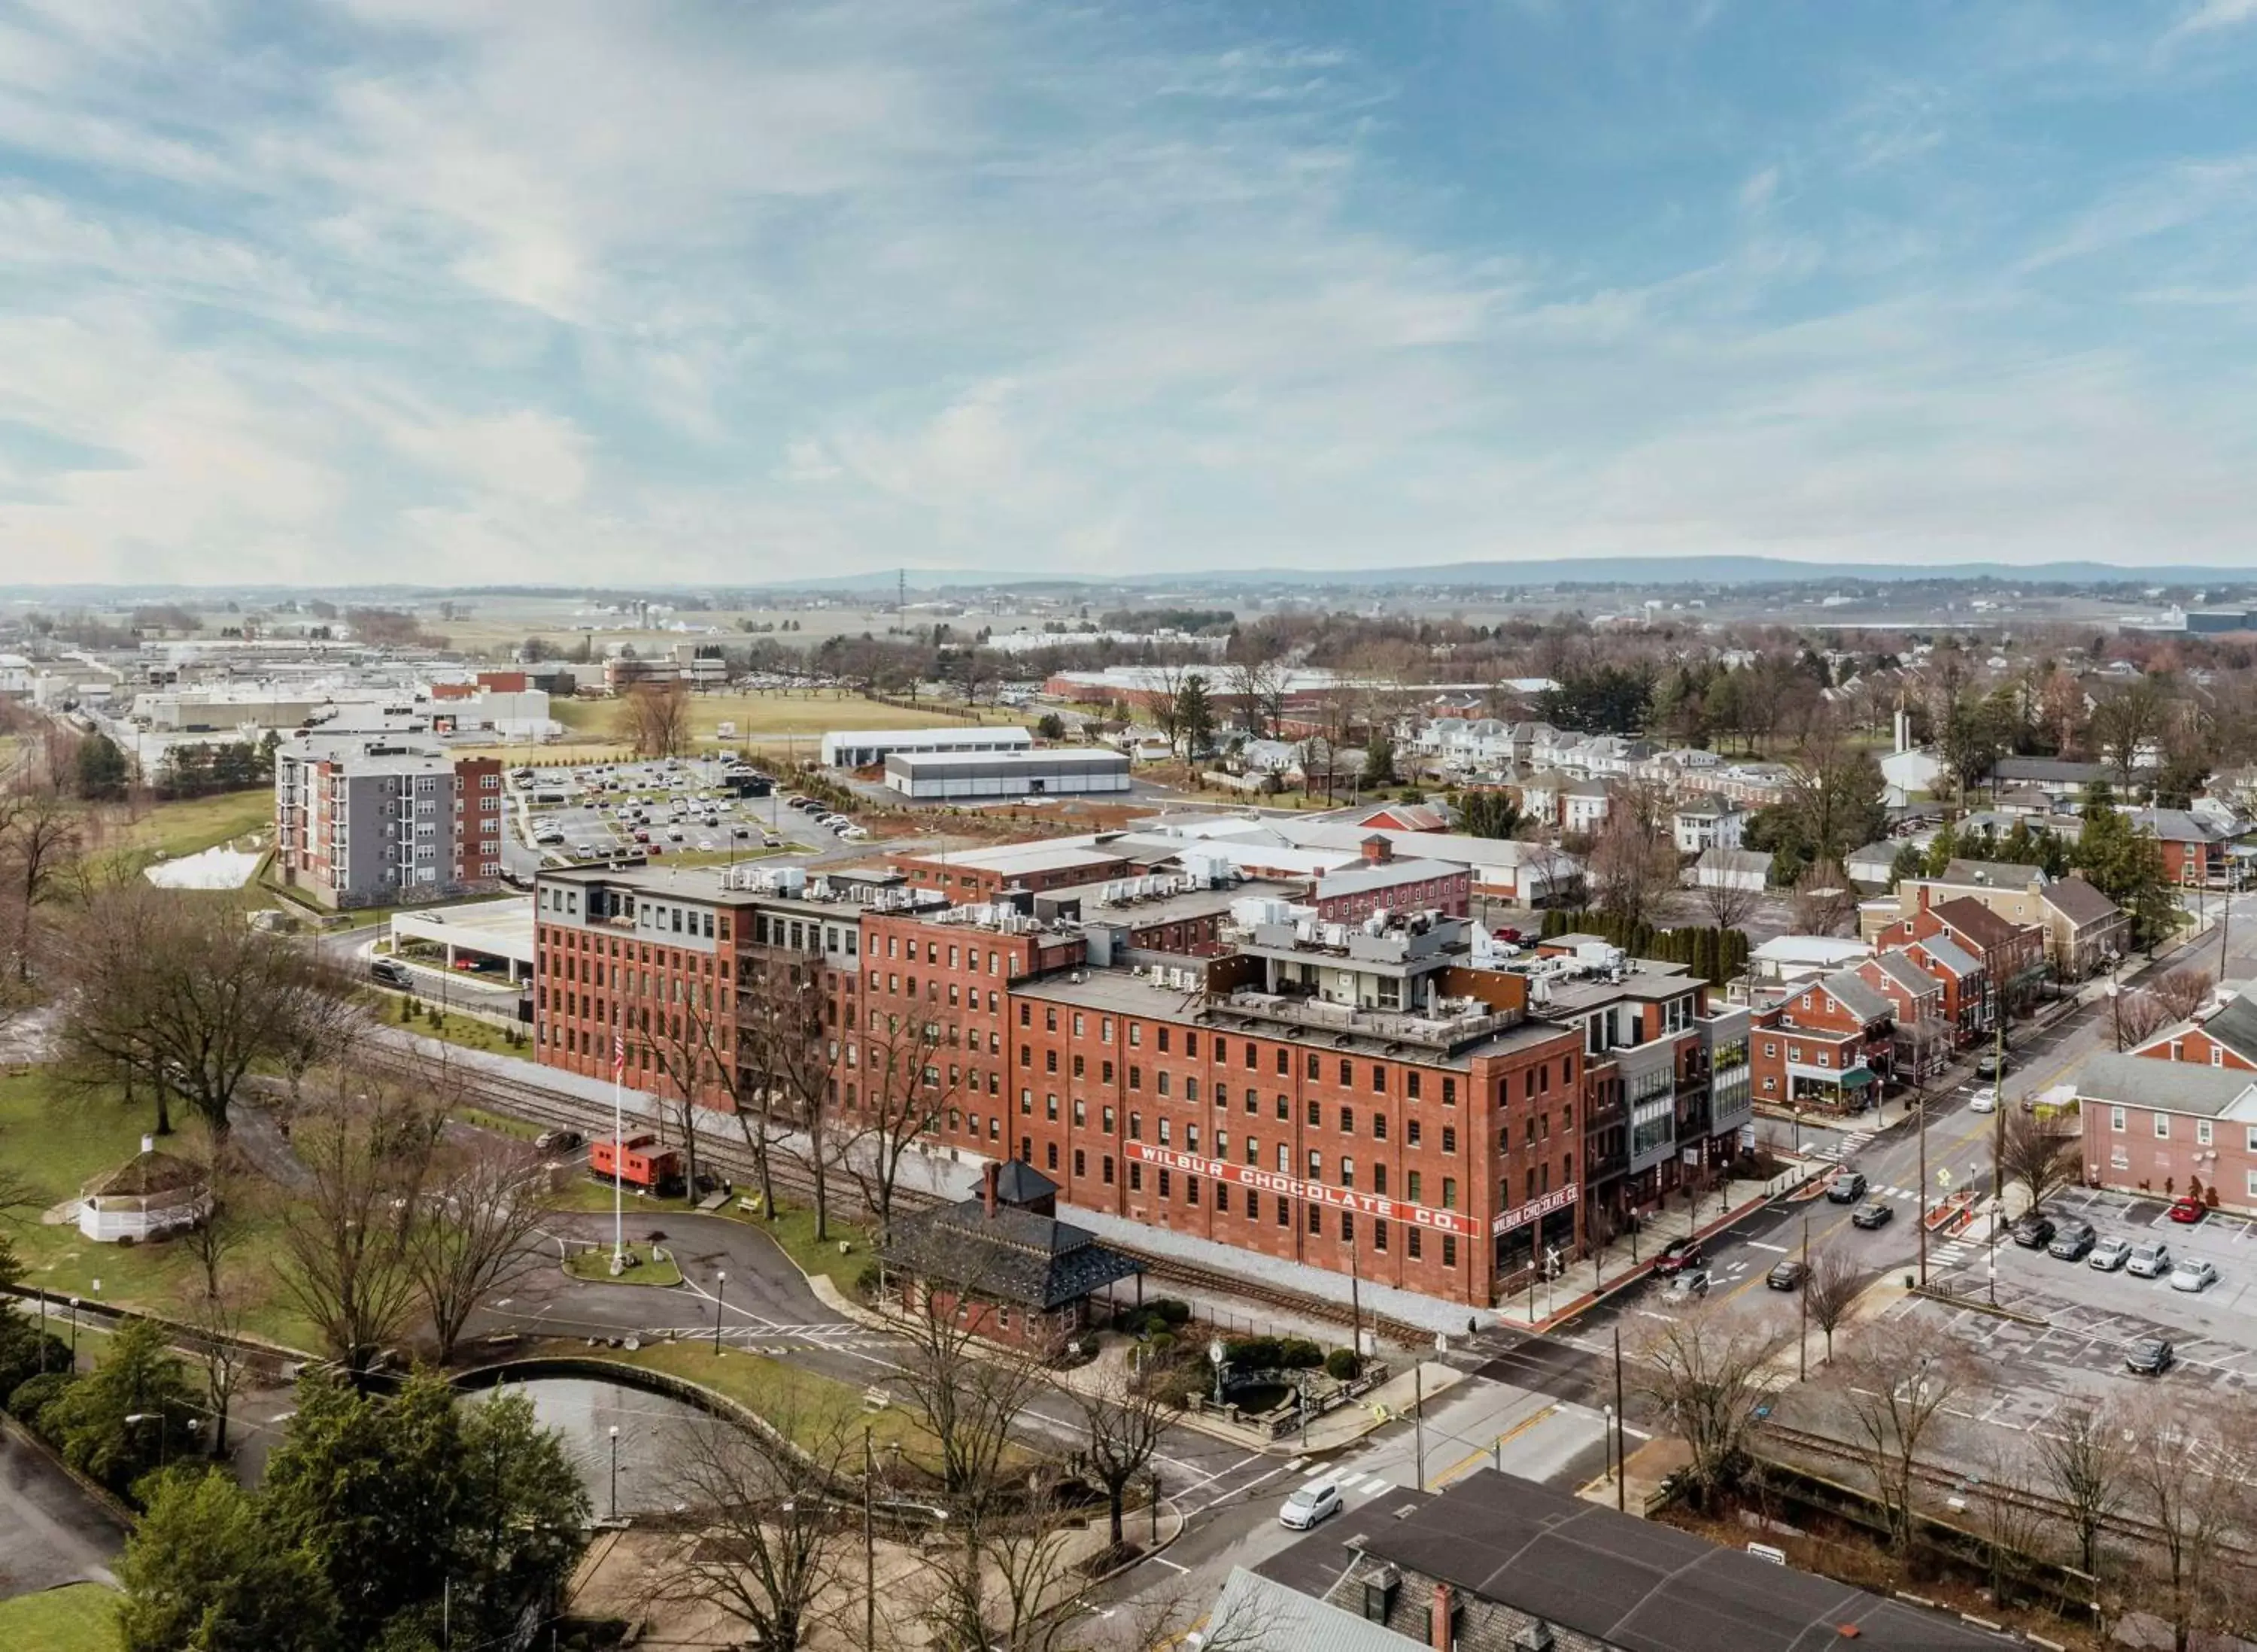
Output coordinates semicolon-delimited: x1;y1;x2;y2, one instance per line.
77;1135;211;1244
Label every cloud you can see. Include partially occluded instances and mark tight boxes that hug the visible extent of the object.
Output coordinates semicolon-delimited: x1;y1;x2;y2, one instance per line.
2164;0;2257;46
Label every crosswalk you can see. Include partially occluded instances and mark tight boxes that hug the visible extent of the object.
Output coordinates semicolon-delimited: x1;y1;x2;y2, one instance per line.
1302;1462;1401;1498
1805;1129;1873;1165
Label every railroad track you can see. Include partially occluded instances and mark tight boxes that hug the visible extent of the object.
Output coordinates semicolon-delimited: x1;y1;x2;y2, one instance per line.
356;1041;1430;1346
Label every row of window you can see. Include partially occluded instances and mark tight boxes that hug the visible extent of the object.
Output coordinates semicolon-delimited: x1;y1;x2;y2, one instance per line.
2110;1107;2256;1149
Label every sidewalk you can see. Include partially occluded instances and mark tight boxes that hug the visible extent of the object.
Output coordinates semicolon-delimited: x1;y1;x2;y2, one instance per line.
1487;1170;1804;1332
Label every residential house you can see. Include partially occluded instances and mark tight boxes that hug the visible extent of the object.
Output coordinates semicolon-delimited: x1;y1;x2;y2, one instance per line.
1672;794;1746;854
2074;1052;2257;1214
2037;876;2131;979
1517;769;1575;830
1750;968;1896;1113
1869;886;2049;1019
2125;990;2257;1071
1876;925;1989;1046
1561;779;1613;835
2123;807;2229;887
1845;840;1906;892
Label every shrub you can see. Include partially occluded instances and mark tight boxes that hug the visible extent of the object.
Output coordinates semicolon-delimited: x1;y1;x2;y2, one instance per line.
0;1325;72;1399
1150;1298;1192;1327
9;1369;74;1426
1281;1338;1324;1369
1325;1348;1362;1381
1147;1332;1176;1361
854;1262;883;1301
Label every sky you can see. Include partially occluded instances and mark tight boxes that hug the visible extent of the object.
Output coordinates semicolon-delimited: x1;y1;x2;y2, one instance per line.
5;1;2257;587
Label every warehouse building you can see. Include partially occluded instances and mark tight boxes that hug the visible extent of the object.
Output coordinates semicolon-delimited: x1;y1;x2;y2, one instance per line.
820;724;1034;768
884;748;1130;801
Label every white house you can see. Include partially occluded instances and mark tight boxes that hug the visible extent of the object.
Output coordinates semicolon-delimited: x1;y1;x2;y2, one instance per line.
1673;796;1747;855
1562;780;1613;834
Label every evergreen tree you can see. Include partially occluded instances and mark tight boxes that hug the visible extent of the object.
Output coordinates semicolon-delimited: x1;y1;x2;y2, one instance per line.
1922;819;1960;879
74;731;130;800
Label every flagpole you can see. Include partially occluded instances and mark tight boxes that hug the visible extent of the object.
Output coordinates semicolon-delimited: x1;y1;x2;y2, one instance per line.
613;1028;626;1267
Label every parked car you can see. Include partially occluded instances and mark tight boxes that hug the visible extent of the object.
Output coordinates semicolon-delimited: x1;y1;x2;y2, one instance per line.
2170;1259;2220;1293
2010;1214;2058;1250
1279;1483;1341;1530
1826;1171;1868;1204
1968;1086;1998;1114
534;1128;583;1152
1665;1268;1711;1302
1767;1259;1809;1291
2127;1241;2173;1279
2125;1338;2176;1377
1654;1237;1704;1276
369;958;410;988
1975;1050;2008;1080
2168;1195;2208;1225
2089;1235;2134;1271
2047;1219;2098;1261
1851;1200;1894;1230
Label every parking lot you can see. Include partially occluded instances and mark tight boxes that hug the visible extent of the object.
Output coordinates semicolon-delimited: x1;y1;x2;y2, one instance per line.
509;756;843;867
1897;1183;2257;1414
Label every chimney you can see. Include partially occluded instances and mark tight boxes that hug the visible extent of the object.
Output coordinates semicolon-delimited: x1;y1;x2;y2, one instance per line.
982;1161;1000;1218
1429;1583;1454;1652
1362;834;1393;865
1915;883;1930;914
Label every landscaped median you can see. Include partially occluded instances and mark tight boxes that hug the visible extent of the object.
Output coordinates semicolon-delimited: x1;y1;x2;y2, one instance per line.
561;1241;682;1288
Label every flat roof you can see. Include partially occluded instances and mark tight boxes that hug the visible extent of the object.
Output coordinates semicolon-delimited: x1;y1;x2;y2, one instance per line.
897;841;1128;877
1312;858;1466;899
390;897;535;964
885;748;1125;772
821;725;1032;744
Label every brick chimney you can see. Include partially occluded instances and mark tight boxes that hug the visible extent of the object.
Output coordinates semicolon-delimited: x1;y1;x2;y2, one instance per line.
1429;1582;1454;1652
1362;834;1393;865
982;1161;1000;1218
1915;882;1930;914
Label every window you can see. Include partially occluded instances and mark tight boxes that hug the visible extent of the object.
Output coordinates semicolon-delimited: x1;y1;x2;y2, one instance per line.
1186;1078;1199;1104
1157;1170;1171;1199
1307;1204;1322;1234
1340;1157;1355;1189
1341;1210;1354;1241
1441;1234;1457;1269
1339;1059;1353;1086
1308;1149;1322;1179
1103;1155;1115;1185
1407;1072;1421;1100
1441;1177;1457;1210
1128;1112;1142;1140
1073;1055;1085;1079
1763;1041;1777;1058
1406;1171;1422;1203
1372;1113;1387;1141
1340;1107;1354;1134
1407;1119;1422;1147
1129;1023;1142;1046
1129;1066;1142;1091
1308;1098;1321;1127
1441;1126;1457;1155
1372;1066;1386;1093
1373;1218;1389;1252
1186;1176;1199;1205
1307;1053;1320;1080
1276;1094;1289;1120
1157;1027;1170;1053
1277;1194;1290;1225
2155;1114;2171;1140
1045;1142;1059;1170
1408;1227;1422;1259
1128;1163;1142;1192
1214;1183;1228;1213
1074;1149;1086;1178
1156;1071;1171;1098
2198;1119;2215;1146
1442;1076;1456;1105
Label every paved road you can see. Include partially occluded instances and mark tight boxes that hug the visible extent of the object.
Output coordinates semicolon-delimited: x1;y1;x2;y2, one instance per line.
0;1428;123;1599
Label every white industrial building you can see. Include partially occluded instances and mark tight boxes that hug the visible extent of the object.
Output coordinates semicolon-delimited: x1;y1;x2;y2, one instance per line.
822;724;1034;768
884;748;1131;801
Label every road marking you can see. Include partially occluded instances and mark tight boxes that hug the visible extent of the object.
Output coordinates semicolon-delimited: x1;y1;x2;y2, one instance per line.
1746;1241;1788;1253
1284;1456;1309;1472
1150;1556;1190;1574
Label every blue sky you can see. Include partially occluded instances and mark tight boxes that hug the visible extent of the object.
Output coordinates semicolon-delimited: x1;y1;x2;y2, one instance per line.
5;1;2257;585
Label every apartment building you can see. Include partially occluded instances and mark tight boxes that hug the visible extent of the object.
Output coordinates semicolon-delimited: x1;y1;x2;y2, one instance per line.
1308;840;1471;925
272;734;503;909
526;855;1751;1308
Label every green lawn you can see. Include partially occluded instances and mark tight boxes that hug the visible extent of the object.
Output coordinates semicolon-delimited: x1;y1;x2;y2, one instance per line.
600;1341;937;1464
742;1200;876;1298
384;1006;535;1061
0;1584;121;1652
104;789;273;861
0;1072;315;1352
562;1241;682;1287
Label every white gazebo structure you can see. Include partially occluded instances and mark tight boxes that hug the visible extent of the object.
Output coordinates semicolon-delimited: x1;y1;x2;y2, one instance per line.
77;1136;211;1244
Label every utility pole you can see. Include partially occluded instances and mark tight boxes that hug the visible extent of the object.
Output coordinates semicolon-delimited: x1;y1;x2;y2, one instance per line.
1414;1363;1426;1489
1916;1077;1929;1289
1348;1238;1364;1362
1797;1214;1810;1382
1612;1324;1626;1512
1990;1009;2006;1307
863;1426;876;1652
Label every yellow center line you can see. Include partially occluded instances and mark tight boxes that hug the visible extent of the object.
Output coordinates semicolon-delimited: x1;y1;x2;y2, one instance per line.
1425;1402;1560;1490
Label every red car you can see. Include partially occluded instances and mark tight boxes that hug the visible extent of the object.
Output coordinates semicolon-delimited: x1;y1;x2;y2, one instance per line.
2168;1195;2208;1225
1654;1237;1704;1275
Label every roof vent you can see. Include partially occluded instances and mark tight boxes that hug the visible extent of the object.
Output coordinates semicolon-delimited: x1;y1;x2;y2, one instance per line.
1513;1626;1554;1652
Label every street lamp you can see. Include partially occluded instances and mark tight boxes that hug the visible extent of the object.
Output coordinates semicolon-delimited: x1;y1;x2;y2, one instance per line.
67;1297;80;1365
608;1425;620;1521
713;1270;728;1352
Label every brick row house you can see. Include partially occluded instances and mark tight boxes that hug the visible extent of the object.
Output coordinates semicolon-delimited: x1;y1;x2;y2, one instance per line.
529;861;1753;1309
1890;859;2128;982
1867;886;2047;1041
1748;970;1897;1114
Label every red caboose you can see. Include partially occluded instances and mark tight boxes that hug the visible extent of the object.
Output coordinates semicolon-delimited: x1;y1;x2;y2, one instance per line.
588;1134;684;1196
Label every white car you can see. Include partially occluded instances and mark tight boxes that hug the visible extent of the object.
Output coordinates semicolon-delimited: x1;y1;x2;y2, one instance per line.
1969;1086;1998;1114
1279;1483;1342;1530
2170;1259;2219;1293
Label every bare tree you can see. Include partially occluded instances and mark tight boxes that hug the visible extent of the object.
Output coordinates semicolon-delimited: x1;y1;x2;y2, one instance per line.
1803;1249;1861;1365
643;977;737;1201
626;681;691;758
2152;966;2215;1027
1627;1305;1788;1511
1997;1106;2079;1217
648;1409;856;1651
0;785;81;984
2126;1403;2249;1652
1788;861;1859;937
1694;865;1763;931
1967;1440;2053;1611
1229;648;1289;742
56;886;330;1137
404;1140;551;1363
833;1011;957;1236
174;1131;263;1456
737;947;837;1237
2034;1401;2128;1580
2113;987;2173;1052
1588;788;1680;929
1832;1321;1961;1552
274;1074;442;1379
1073;1362;1171;1554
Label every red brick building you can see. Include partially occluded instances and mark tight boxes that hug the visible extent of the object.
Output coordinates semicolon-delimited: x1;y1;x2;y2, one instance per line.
892;841;1134;901
1309;839;1472;925
1749;970;1896;1114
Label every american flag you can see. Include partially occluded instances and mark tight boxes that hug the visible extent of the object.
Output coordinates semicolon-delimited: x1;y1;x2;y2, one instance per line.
612;1027;625;1078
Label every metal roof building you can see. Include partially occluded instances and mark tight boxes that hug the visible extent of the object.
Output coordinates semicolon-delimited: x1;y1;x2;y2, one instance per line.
820;724;1033;768
883;747;1129;800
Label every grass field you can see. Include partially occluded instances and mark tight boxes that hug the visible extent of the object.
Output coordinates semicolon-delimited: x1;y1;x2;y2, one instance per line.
551;691;1028;749
0;1073;320;1350
95;788;272;863
0;1584;120;1652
